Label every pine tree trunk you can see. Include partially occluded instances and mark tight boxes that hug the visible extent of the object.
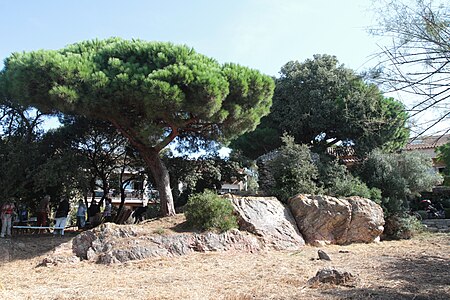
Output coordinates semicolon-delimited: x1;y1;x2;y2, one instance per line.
140;149;175;217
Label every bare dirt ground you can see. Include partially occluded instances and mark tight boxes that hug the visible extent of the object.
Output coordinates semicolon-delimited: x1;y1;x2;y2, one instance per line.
0;216;449;300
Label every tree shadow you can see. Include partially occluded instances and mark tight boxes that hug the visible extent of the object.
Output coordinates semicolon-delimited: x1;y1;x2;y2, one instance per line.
0;231;79;262
170;221;201;233
320;254;450;299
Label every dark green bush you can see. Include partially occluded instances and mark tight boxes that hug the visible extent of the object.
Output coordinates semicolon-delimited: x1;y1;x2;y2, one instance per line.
383;214;424;240
318;158;381;202
265;135;318;202
358;149;442;217
185;190;238;232
444;208;450;219
145;203;161;219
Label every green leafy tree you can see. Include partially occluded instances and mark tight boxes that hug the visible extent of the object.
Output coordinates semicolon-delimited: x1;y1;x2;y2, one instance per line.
165;154;244;207
318;158;381;201
1;38;274;216
436;142;450;185
229;116;282;160
0;96;48;207
258;135;385;202
358;149;442;215
232;55;409;159
264;135;319;202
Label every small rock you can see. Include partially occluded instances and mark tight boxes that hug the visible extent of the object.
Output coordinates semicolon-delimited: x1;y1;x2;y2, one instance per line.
308;268;356;286
318;249;331;261
38;257;56;267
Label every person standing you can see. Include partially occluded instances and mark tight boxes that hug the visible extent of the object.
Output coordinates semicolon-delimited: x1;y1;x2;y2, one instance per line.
1;199;16;238
37;195;51;227
54;196;70;236
76;200;87;230
103;198;112;223
88;200;100;227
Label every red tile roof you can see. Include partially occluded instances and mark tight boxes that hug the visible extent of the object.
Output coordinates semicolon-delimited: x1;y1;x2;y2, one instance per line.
404;135;450;151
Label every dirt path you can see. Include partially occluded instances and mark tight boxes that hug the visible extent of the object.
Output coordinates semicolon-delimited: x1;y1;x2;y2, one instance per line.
0;231;449;300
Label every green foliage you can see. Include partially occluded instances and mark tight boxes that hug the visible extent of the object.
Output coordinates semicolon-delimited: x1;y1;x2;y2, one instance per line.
165;154;244;207
231;54;409;159
358;149;443;216
437;142;450;183
258;135;379;202
184;190;237;232
265;135;319;202
318;159;382;202
229;117;282;160
0;99;88;209
383;214;424;240
2;38;274;149
145;203;161;219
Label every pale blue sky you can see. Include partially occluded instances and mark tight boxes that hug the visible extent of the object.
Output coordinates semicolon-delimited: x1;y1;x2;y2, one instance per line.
0;0;380;75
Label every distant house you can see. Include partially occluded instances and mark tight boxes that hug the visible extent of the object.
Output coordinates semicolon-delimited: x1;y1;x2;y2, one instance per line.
403;135;450;174
325;135;450;173
93;170;153;209
220;175;248;194
326;147;361;167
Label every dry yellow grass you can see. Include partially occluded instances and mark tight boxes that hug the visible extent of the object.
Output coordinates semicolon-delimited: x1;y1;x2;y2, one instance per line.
0;221;449;300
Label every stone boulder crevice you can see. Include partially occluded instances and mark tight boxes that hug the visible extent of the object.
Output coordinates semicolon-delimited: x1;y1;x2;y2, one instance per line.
225;194;305;250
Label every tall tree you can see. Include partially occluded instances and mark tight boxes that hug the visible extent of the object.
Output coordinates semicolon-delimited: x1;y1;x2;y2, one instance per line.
232;55;409;159
0;91;47;203
1;38;274;216
370;0;450;136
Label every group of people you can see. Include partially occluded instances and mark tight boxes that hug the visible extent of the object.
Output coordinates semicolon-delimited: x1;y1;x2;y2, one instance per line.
0;195;114;238
34;194;70;235
76;197;112;229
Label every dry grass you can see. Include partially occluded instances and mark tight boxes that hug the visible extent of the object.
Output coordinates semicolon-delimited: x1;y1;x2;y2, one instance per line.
0;219;449;300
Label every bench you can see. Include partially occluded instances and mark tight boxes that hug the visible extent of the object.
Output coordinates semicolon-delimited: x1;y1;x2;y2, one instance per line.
12;226;67;234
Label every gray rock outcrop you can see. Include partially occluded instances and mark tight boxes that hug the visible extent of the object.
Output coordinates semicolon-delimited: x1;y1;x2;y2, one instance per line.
71;223;262;264
225;194;305;250
289;194;384;246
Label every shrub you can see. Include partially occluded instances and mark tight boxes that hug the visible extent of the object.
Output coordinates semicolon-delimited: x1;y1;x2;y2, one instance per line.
266;135;318;202
358;149;442;216
383;214;424;240
185;190;238;232
444;208;450;219
145;203;161;219
318;158;381;202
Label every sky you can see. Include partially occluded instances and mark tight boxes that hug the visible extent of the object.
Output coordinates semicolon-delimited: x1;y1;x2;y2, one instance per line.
0;0;380;75
1;0;447;138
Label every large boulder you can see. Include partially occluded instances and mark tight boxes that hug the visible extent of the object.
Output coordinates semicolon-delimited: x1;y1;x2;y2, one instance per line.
288;194;384;246
346;196;385;243
288;194;351;246
225;194;305;250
